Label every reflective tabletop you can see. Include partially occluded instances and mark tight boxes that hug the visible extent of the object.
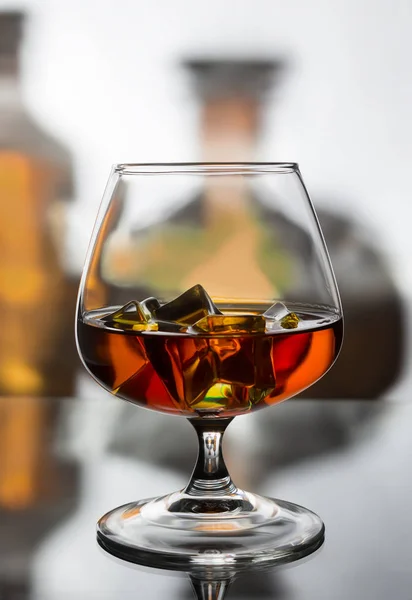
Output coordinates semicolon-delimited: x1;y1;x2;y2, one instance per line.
0;396;411;599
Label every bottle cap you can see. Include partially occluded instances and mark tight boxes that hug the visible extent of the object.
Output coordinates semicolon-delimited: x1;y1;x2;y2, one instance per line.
183;58;286;100
0;11;24;56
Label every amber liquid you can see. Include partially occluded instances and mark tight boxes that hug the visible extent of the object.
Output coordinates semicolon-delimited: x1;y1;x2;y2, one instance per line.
77;306;342;417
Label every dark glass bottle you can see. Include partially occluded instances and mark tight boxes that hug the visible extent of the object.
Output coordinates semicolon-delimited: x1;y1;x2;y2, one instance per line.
0;11;78;397
0;12;79;515
183;58;403;399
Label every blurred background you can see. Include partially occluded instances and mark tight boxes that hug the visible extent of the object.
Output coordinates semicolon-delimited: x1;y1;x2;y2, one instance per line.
0;0;411;598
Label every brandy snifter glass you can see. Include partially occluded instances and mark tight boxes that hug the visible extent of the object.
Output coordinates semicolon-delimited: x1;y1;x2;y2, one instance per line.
76;163;343;569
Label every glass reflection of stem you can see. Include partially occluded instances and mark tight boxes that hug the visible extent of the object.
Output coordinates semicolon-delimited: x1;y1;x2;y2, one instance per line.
190;575;232;600
185;419;236;497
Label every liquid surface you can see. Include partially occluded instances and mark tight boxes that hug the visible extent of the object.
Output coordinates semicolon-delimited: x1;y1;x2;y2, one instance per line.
77;304;342;417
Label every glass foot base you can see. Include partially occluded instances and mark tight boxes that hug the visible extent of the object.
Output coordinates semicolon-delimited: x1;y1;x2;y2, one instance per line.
97;490;324;571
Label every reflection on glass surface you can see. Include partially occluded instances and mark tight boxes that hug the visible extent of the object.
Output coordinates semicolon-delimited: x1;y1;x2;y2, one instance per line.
15;399;409;600
0;397;79;599
0;397;409;598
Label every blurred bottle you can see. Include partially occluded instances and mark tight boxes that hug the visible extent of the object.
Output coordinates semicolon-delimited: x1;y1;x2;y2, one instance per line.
183;58;404;399
0;11;79;510
0;11;78;396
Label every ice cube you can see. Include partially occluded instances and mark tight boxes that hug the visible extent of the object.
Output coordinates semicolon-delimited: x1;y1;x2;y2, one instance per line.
102;301;145;324
153;284;221;326
193;314;266;334
108;335;149;390
211;335;275;388
140;296;161;320
263;301;289;321
102;301;158;331
144;335;214;408
264;302;300;330
280;312;300;329
156;320;189;333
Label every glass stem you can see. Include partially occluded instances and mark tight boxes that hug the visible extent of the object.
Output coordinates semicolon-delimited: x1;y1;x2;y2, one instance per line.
184;418;237;496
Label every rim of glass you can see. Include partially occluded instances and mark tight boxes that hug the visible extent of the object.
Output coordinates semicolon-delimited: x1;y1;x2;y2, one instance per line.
114;162;299;175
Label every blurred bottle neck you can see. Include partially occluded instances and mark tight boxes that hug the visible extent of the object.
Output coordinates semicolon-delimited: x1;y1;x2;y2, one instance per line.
0;56;22;109
200;97;260;224
200;97;259;163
